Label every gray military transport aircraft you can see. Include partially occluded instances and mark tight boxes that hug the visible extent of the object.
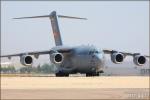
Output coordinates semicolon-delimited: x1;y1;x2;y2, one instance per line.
1;11;149;76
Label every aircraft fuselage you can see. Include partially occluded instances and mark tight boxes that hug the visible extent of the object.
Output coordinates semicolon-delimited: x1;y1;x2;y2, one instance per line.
51;45;105;75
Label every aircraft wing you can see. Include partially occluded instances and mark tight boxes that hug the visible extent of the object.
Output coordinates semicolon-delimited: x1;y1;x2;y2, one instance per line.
103;49;150;58
0;48;73;59
103;49;149;66
0;50;51;59
0;48;72;66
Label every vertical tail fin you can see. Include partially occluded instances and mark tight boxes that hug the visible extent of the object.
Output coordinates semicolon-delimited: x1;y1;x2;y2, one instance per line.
49;11;62;46
13;11;87;46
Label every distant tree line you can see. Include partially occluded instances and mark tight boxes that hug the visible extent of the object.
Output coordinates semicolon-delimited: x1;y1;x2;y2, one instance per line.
0;66;16;74
0;63;56;74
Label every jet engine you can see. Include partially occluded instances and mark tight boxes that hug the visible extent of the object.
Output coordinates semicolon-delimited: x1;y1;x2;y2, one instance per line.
111;52;124;64
50;53;64;64
133;55;146;66
20;55;33;66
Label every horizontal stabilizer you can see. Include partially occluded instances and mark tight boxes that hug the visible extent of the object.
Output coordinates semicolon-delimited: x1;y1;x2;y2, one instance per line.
13;15;51;19
58;15;87;20
13;15;87;20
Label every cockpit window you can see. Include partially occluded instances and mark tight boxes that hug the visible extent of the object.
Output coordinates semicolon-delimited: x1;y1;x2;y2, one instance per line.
95;51;99;53
89;51;99;55
77;51;89;55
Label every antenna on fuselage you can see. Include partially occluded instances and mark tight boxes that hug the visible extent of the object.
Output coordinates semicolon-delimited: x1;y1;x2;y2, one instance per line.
13;11;87;46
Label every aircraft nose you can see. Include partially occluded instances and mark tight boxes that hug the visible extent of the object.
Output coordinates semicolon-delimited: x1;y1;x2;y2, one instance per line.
95;53;104;61
94;53;105;71
94;53;105;66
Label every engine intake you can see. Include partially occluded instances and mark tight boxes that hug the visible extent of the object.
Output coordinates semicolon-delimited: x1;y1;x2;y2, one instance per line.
50;53;64;64
133;55;146;66
20;55;33;66
111;52;124;64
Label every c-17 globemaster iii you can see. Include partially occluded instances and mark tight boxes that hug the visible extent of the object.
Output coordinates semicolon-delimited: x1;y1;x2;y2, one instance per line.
1;11;149;76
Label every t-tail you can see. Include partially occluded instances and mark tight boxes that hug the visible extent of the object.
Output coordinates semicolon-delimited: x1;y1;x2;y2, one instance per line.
13;11;87;46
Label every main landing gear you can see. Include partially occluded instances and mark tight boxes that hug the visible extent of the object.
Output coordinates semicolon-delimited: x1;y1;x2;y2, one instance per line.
86;72;99;77
55;72;69;77
86;70;104;77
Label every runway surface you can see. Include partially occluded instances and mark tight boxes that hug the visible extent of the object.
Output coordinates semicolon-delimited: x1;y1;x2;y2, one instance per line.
1;76;149;99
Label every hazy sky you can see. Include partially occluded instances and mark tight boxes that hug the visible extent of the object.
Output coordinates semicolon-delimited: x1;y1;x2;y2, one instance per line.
1;1;149;60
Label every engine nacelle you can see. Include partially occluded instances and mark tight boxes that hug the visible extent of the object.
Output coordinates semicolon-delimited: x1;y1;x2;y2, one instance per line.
111;52;124;64
50;53;64;64
20;55;33;66
133;55;146;66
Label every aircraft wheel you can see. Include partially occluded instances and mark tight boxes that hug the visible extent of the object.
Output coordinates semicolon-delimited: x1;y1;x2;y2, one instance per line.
99;70;104;73
86;72;99;77
86;73;94;77
55;73;69;77
86;73;91;77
